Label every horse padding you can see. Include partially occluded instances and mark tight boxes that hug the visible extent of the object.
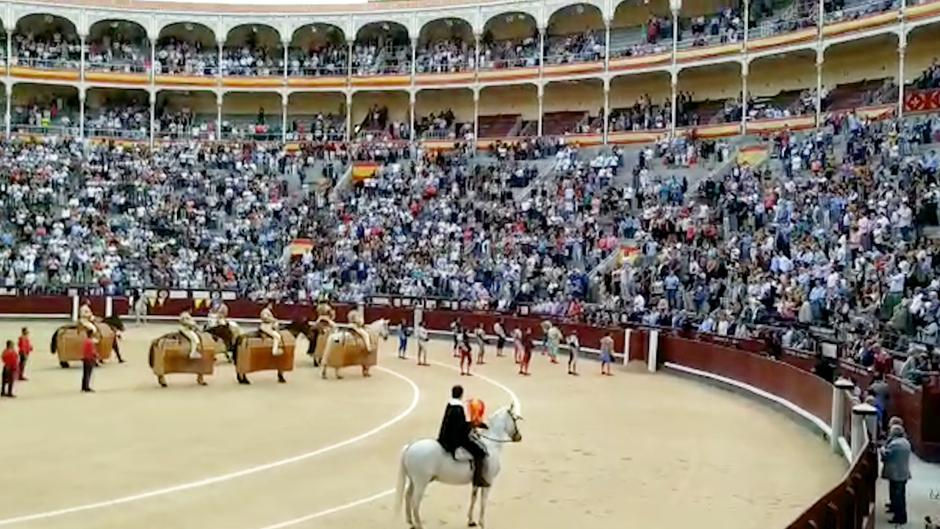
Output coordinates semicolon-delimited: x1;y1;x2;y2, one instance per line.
321;327;378;369
236;330;295;375
150;332;216;377
55;323;116;363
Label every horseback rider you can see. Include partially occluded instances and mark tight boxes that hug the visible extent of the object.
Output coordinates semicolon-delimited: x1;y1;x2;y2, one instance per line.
438;385;489;488
260;302;283;356
347;304;372;351
179;310;202;359
207;298;230;328
77;300;98;339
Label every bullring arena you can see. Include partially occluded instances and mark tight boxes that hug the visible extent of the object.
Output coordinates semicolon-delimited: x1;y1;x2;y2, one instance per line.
0;296;883;529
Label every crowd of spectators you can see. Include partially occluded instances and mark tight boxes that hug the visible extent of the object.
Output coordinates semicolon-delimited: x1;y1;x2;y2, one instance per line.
543;31;605;65
85;104;149;138
416;40;474;73
288;46;348;76
351;42;411;76
595;115;940;367
86;36;148;73
680;7;743;47
154;39;218;76
910;59;940;90
288;113;346;142
13;32;81;68
609;95;671;132
479;35;539;70
11;101;74;133
221;44;282;76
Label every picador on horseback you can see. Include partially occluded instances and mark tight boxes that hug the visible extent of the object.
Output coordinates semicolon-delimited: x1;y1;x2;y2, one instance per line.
437;385;489;487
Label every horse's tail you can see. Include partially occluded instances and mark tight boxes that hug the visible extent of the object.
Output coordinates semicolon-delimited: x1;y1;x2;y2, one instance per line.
394;444;409;519
50;328;60;354
148;338;159;368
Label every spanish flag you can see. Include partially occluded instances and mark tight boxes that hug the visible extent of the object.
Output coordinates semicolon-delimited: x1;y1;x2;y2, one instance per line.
352;162;379;182
288;238;314;256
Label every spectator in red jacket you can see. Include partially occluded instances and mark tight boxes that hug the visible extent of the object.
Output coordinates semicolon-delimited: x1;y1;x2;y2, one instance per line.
81;330;97;393
2;340;19;397
17;327;32;381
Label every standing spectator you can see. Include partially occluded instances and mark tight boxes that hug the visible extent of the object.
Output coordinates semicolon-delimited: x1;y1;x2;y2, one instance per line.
600;332;615;376
519;328;533;376
17;327;32;381
882;424;912;525
416;321;429;366
474;323;486;365
566;333;580;376
397;318;410;359
494;318;507;357
81;330;98;393
1;340;18;397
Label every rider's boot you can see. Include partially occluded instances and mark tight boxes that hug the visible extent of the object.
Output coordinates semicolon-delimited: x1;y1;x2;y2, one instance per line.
473;457;489;488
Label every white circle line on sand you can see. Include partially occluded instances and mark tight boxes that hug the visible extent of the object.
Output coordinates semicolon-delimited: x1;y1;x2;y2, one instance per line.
0;366;421;528
254;358;523;529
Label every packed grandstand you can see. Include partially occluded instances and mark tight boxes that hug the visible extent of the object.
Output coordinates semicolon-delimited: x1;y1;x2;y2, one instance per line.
0;0;939;380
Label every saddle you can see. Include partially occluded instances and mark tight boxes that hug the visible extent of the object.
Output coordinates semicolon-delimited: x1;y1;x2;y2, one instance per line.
331;326;373;351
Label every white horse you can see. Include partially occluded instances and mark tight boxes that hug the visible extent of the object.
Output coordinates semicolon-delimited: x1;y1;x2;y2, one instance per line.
395;405;523;529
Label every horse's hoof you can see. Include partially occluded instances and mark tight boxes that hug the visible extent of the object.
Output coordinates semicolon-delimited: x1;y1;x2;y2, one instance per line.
469;523;478;527
158;377;167;387
59;361;69;369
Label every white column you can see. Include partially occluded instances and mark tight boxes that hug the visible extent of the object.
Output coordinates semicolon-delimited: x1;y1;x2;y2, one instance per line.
670;3;680;137
78;88;85;139
216;93;223;141
409;90;416;142
898;39;906;119
149;90;156;147
622;328;631;365
345;91;353;142
411;38;417;79
831;378;854;453
71;294;80;321
5;29;11;73
537;83;544;137
670;70;678;136
815;51;823;127
474;32;481;79
282;40;289;80
741;61;748;134
473;88;480;145
79;34;86;81
347;39;354;78
150;37;156;82
538;26;546;75
647;329;659;372
851;403;878;460
604;18;611;69
281;92;288;142
4;83;11;136
218;41;224;78
603;79;610;144
743;0;749;47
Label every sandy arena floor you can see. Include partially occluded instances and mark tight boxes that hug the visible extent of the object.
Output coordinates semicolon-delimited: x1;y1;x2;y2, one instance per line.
0;321;845;529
